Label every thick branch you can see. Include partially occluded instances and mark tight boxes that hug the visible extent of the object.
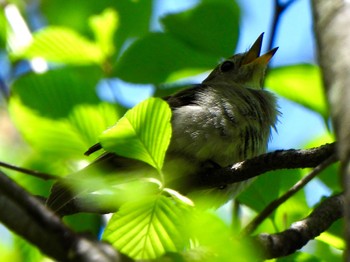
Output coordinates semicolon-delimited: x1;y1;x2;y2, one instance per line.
188;142;336;190
0;170;124;262
253;193;344;259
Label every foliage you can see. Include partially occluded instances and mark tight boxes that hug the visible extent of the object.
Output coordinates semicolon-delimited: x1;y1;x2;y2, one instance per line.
0;0;340;261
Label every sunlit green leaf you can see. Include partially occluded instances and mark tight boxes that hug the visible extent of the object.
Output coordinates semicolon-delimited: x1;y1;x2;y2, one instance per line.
10;99;118;158
183;211;258;261
89;8;118;57
161;0;240;57
313;239;343;262
276;252;320;261
9;67;120;159
0;9;7;49
103;194;190;259
41;0;152;54
316;232;345;250
16;26;104;64
100;97;172;171
14;236;44;262
113;32;217;84
266;64;328;118
0;240;21;262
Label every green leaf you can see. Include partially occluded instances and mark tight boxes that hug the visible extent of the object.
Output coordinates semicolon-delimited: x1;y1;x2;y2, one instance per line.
11;66;102;119
183;211;258;261
100;97;172;171
9;67;120;159
276;252;320;262
312;239;343;262
89;8;118;57
303;134;338;191
238;169;308;234
316;231;345;250
63;213;102;237
0;8;7;49
238;170;282;212
41;0;152;54
16;26;104;64
161;0;240;57
113;32;218;84
266;64;328;118
102;194;190;260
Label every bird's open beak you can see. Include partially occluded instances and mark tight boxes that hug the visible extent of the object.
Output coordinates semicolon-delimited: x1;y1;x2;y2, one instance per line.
242;33;278;65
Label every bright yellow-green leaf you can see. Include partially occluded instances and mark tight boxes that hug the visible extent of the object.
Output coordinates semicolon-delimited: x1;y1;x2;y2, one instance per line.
316;232;345;250
89;8;118;57
9;67;120;158
184;211;258;261
102;194;190;260
100;97;172;171
16;26;104;64
266;64;328;118
9;99;119;158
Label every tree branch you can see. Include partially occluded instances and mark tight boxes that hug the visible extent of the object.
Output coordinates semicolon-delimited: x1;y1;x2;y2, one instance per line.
241;154;337;236
0;169;127;262
252;193;344;259
188;142;336;190
267;0;298;50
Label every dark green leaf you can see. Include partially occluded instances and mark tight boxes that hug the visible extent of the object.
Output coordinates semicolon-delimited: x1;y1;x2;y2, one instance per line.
11;66;102;118
161;0;240;57
63;213;102;237
114;32;217;84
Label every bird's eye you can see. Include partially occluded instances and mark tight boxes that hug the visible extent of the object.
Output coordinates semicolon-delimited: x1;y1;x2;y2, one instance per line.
220;61;235;72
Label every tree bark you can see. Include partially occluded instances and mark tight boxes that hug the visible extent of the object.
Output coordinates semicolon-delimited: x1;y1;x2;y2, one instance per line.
312;0;350;259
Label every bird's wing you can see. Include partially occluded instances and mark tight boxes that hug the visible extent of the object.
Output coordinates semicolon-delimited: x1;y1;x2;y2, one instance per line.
164;84;205;109
46;153;116;214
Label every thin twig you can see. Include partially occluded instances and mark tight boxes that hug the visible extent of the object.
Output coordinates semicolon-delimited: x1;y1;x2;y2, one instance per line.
267;0;299;50
241;154;337;236
0;161;59;180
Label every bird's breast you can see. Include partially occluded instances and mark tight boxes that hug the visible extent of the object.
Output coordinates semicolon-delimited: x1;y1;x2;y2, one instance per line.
168;85;278;167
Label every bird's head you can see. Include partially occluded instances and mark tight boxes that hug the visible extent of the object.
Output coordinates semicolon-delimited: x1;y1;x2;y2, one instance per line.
203;33;278;89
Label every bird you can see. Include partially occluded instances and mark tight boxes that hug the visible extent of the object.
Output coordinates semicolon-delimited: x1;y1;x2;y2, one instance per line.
47;33;279;215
